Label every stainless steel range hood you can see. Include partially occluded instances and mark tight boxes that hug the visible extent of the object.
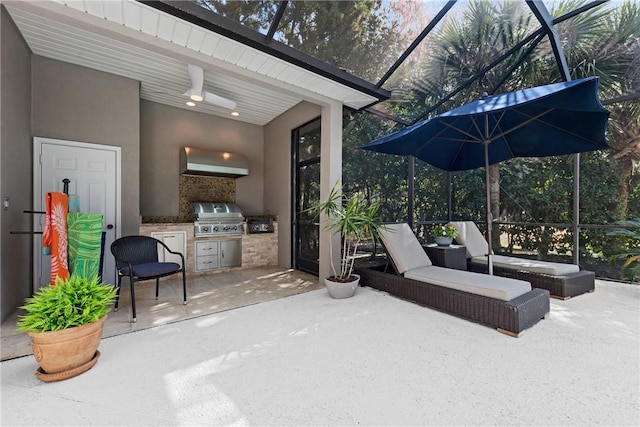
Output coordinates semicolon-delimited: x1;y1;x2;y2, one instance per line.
180;147;249;178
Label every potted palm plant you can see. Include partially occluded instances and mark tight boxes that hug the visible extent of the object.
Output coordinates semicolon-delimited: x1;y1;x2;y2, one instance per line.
17;274;117;382
309;183;384;298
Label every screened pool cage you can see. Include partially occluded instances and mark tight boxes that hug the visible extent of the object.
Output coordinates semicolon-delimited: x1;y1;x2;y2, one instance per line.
154;0;640;282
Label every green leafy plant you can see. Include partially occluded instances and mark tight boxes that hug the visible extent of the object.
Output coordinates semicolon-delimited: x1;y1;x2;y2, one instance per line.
431;224;458;238
606;219;640;281
308;183;384;282
17;275;118;333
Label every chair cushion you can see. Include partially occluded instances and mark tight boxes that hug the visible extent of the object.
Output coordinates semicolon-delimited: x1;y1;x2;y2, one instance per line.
379;223;431;274
405;265;532;301
448;221;489;258
120;262;181;278
471;254;580;276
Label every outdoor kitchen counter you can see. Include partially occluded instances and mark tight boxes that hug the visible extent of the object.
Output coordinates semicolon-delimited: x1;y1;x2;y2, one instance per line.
138;222;278;275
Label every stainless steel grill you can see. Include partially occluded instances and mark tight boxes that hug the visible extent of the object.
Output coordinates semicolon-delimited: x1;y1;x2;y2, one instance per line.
193;202;244;237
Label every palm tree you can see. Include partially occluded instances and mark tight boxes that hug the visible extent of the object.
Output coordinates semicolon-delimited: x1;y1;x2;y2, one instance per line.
402;0;638;265
552;0;640;218
412;1;540;245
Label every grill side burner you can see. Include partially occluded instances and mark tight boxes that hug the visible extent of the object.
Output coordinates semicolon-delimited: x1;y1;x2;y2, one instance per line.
193;202;245;237
246;217;274;234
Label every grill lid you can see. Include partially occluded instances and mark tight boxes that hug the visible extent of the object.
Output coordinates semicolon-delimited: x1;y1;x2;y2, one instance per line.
193;202;244;221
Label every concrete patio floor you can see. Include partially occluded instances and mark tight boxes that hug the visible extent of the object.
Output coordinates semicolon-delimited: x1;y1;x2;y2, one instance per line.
1;272;638;426
1;266;322;361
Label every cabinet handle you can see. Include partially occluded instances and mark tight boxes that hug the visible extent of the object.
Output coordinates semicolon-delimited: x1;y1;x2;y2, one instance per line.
163;235;176;238
222;250;225;258
203;261;212;265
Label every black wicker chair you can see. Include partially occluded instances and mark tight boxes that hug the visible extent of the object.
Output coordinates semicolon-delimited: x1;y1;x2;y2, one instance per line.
110;235;187;322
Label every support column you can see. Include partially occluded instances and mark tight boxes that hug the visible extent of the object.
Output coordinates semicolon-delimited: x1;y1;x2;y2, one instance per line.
319;101;343;280
528;0;579;264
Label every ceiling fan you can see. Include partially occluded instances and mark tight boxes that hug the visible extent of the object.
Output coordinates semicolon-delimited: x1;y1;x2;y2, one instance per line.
183;64;237;110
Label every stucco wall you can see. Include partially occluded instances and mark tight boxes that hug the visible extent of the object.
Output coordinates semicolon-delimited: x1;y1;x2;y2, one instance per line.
0;6;33;322
263;101;321;268
139;100;264;216
31;56;140;237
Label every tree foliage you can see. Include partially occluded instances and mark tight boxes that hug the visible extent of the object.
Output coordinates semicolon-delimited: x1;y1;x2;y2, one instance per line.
198;0;406;82
342;0;640;278
199;0;640;280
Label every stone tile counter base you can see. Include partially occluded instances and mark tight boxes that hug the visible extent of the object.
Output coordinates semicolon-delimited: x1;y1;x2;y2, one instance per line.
242;223;278;269
139;222;278;275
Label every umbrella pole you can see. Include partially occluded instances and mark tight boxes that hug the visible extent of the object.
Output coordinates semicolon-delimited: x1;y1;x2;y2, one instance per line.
484;140;493;275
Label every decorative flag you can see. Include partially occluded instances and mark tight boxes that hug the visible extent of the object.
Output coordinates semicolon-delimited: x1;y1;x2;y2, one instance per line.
42;192;69;285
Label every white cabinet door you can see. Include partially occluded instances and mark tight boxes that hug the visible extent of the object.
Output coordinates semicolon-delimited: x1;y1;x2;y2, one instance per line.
151;231;186;265
220;239;242;268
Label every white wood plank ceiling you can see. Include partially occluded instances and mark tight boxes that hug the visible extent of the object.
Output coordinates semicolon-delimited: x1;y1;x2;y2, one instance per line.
4;0;380;126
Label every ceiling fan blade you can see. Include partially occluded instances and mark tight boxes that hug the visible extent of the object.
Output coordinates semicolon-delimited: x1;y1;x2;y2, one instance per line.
187;64;204;94
184;64;236;109
204;91;237;110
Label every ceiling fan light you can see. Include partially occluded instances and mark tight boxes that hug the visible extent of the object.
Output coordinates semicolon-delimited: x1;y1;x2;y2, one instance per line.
186;101;196;107
190;93;203;102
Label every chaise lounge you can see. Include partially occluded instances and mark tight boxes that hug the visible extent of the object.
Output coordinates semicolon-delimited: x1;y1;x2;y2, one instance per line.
448;221;595;299
356;223;550;337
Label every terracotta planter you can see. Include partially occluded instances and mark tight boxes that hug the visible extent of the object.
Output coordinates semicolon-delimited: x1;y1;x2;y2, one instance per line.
28;315;106;382
324;275;360;299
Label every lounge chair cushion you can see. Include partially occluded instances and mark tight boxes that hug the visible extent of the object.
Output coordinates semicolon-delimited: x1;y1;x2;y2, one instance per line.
405;265;532;301
449;221;581;276
470;254;580;276
379;223;431;274
380;223;532;301
448;221;489;258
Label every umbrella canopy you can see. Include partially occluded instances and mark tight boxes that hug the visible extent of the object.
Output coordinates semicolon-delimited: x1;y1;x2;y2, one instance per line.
360;77;610;273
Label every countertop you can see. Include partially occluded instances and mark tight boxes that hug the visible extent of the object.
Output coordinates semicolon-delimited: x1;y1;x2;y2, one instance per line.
141;215;278;224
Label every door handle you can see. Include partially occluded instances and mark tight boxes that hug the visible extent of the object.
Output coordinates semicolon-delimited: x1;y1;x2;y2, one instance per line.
107;224;114;229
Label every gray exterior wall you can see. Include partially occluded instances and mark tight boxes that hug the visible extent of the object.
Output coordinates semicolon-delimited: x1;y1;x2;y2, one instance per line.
263;102;321;268
139;100;264;216
32;56;140;237
1;6;33;322
0;39;140;321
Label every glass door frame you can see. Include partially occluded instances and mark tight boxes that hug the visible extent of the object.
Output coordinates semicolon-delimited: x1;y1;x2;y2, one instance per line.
291;117;322;275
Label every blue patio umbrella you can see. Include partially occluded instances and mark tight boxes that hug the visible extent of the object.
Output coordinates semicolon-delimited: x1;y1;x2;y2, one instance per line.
360;77;610;273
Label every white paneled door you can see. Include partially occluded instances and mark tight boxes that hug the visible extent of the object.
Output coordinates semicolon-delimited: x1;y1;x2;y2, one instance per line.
34;137;121;291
